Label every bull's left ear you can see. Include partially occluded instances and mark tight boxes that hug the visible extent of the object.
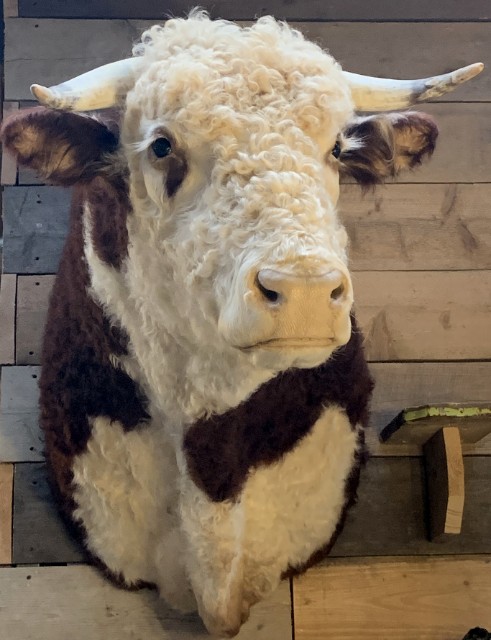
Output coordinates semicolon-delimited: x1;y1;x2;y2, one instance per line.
339;111;438;186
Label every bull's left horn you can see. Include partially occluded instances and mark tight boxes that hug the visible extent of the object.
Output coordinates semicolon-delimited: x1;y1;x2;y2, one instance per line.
30;57;143;111
344;62;484;112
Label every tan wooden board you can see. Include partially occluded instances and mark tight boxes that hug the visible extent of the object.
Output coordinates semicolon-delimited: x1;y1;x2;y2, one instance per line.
3;0;18;18
0;366;43;462
15;0;491;20
3;187;70;274
4;20;491;103
0;274;16;365
340;183;491;271
0;565;292;640
0;464;14;565
424;427;465;538
5;184;491;273
11;271;491;363
294;556;491;640
354;271;491;361
13;463;87;564
15;457;491;565
16;275;54;364
1;103;19;185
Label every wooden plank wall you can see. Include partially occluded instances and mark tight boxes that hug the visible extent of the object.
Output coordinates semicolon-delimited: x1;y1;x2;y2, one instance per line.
1;2;490;638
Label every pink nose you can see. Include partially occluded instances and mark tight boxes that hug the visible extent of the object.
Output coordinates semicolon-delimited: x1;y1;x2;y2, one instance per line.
256;268;349;306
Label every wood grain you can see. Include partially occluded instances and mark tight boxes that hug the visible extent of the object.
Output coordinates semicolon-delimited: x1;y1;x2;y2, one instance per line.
340;183;491;272
16;0;491;20
0;366;43;462
10;269;491;363
16;275;54;364
332;456;491;557
13;463;86;564
13;457;491;565
3;0;18;18
5;184;491;273
0;464;14;565
294;557;491;640
0;565;292;640
3;187;70;274
354;271;491;361
5;21;491;103
424;427;465;538
1;103;19;185
0;274;16;365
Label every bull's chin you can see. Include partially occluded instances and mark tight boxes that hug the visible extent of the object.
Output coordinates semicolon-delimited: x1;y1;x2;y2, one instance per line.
239;337;340;370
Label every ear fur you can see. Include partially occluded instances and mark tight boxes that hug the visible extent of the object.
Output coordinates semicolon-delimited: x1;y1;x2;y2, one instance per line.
339;111;438;187
0;107;119;186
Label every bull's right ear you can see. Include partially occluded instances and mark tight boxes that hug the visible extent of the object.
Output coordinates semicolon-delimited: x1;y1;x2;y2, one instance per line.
1;107;118;186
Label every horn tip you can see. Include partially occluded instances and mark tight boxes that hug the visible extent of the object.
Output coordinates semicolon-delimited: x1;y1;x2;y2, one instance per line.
458;62;484;81
30;84;54;105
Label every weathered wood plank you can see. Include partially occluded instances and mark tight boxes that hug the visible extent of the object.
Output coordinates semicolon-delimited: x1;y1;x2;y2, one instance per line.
0;464;14;564
17;457;491;565
3;0;18;18
340;183;491;271
294;557;491;640
334;457;491;557
5;21;491;103
1;103;19;185
0;565;291;640
10;271;491;362
4;184;491;273
354;271;491;361
16;0;491;22
3;187;70;274
0;366;43;462
13;463;86;564
2;363;490;470
0;274;16;364
16;275;54;365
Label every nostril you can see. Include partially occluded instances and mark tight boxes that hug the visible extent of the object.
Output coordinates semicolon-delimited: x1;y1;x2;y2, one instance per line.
256;275;280;303
330;283;345;300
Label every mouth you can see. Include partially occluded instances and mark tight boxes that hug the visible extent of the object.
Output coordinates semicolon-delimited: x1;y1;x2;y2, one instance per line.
239;337;336;351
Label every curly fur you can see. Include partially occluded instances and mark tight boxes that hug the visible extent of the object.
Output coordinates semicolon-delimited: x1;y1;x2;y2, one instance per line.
1;13;442;637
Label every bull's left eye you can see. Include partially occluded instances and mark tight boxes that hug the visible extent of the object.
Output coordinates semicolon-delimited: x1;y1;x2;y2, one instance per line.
331;140;342;159
151;137;172;158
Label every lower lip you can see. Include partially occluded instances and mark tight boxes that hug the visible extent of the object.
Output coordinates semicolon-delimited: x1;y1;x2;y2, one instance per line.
241;338;335;350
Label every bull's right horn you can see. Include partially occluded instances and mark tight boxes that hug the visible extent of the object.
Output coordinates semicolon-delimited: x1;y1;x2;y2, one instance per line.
344;62;484;112
30;57;143;111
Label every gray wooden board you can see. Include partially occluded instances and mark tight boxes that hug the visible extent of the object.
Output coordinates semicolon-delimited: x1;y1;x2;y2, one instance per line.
11;457;491;566
0;274;16;365
0;365;43;462
15;0;491;20
331;456;491;558
0;565;292;640
2;363;490;465
13;462;86;564
2;186;70;274
4;184;491;273
5;20;491;102
16;275;54;365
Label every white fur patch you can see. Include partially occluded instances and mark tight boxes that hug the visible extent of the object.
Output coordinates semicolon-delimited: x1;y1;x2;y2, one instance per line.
72;406;359;633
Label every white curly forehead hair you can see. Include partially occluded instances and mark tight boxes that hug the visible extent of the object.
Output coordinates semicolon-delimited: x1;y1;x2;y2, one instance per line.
129;14;353;137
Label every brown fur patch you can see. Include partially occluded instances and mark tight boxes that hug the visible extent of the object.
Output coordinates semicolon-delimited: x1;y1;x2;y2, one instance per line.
39;183;149;564
184;317;373;503
87;175;132;269
0;107;118;185
340;111;438;186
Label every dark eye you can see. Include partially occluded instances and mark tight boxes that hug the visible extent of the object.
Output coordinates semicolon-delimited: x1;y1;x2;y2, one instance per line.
331;140;342;159
151;137;172;158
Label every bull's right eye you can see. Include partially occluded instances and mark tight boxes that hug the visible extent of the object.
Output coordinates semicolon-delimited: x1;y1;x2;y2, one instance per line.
151;137;172;158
